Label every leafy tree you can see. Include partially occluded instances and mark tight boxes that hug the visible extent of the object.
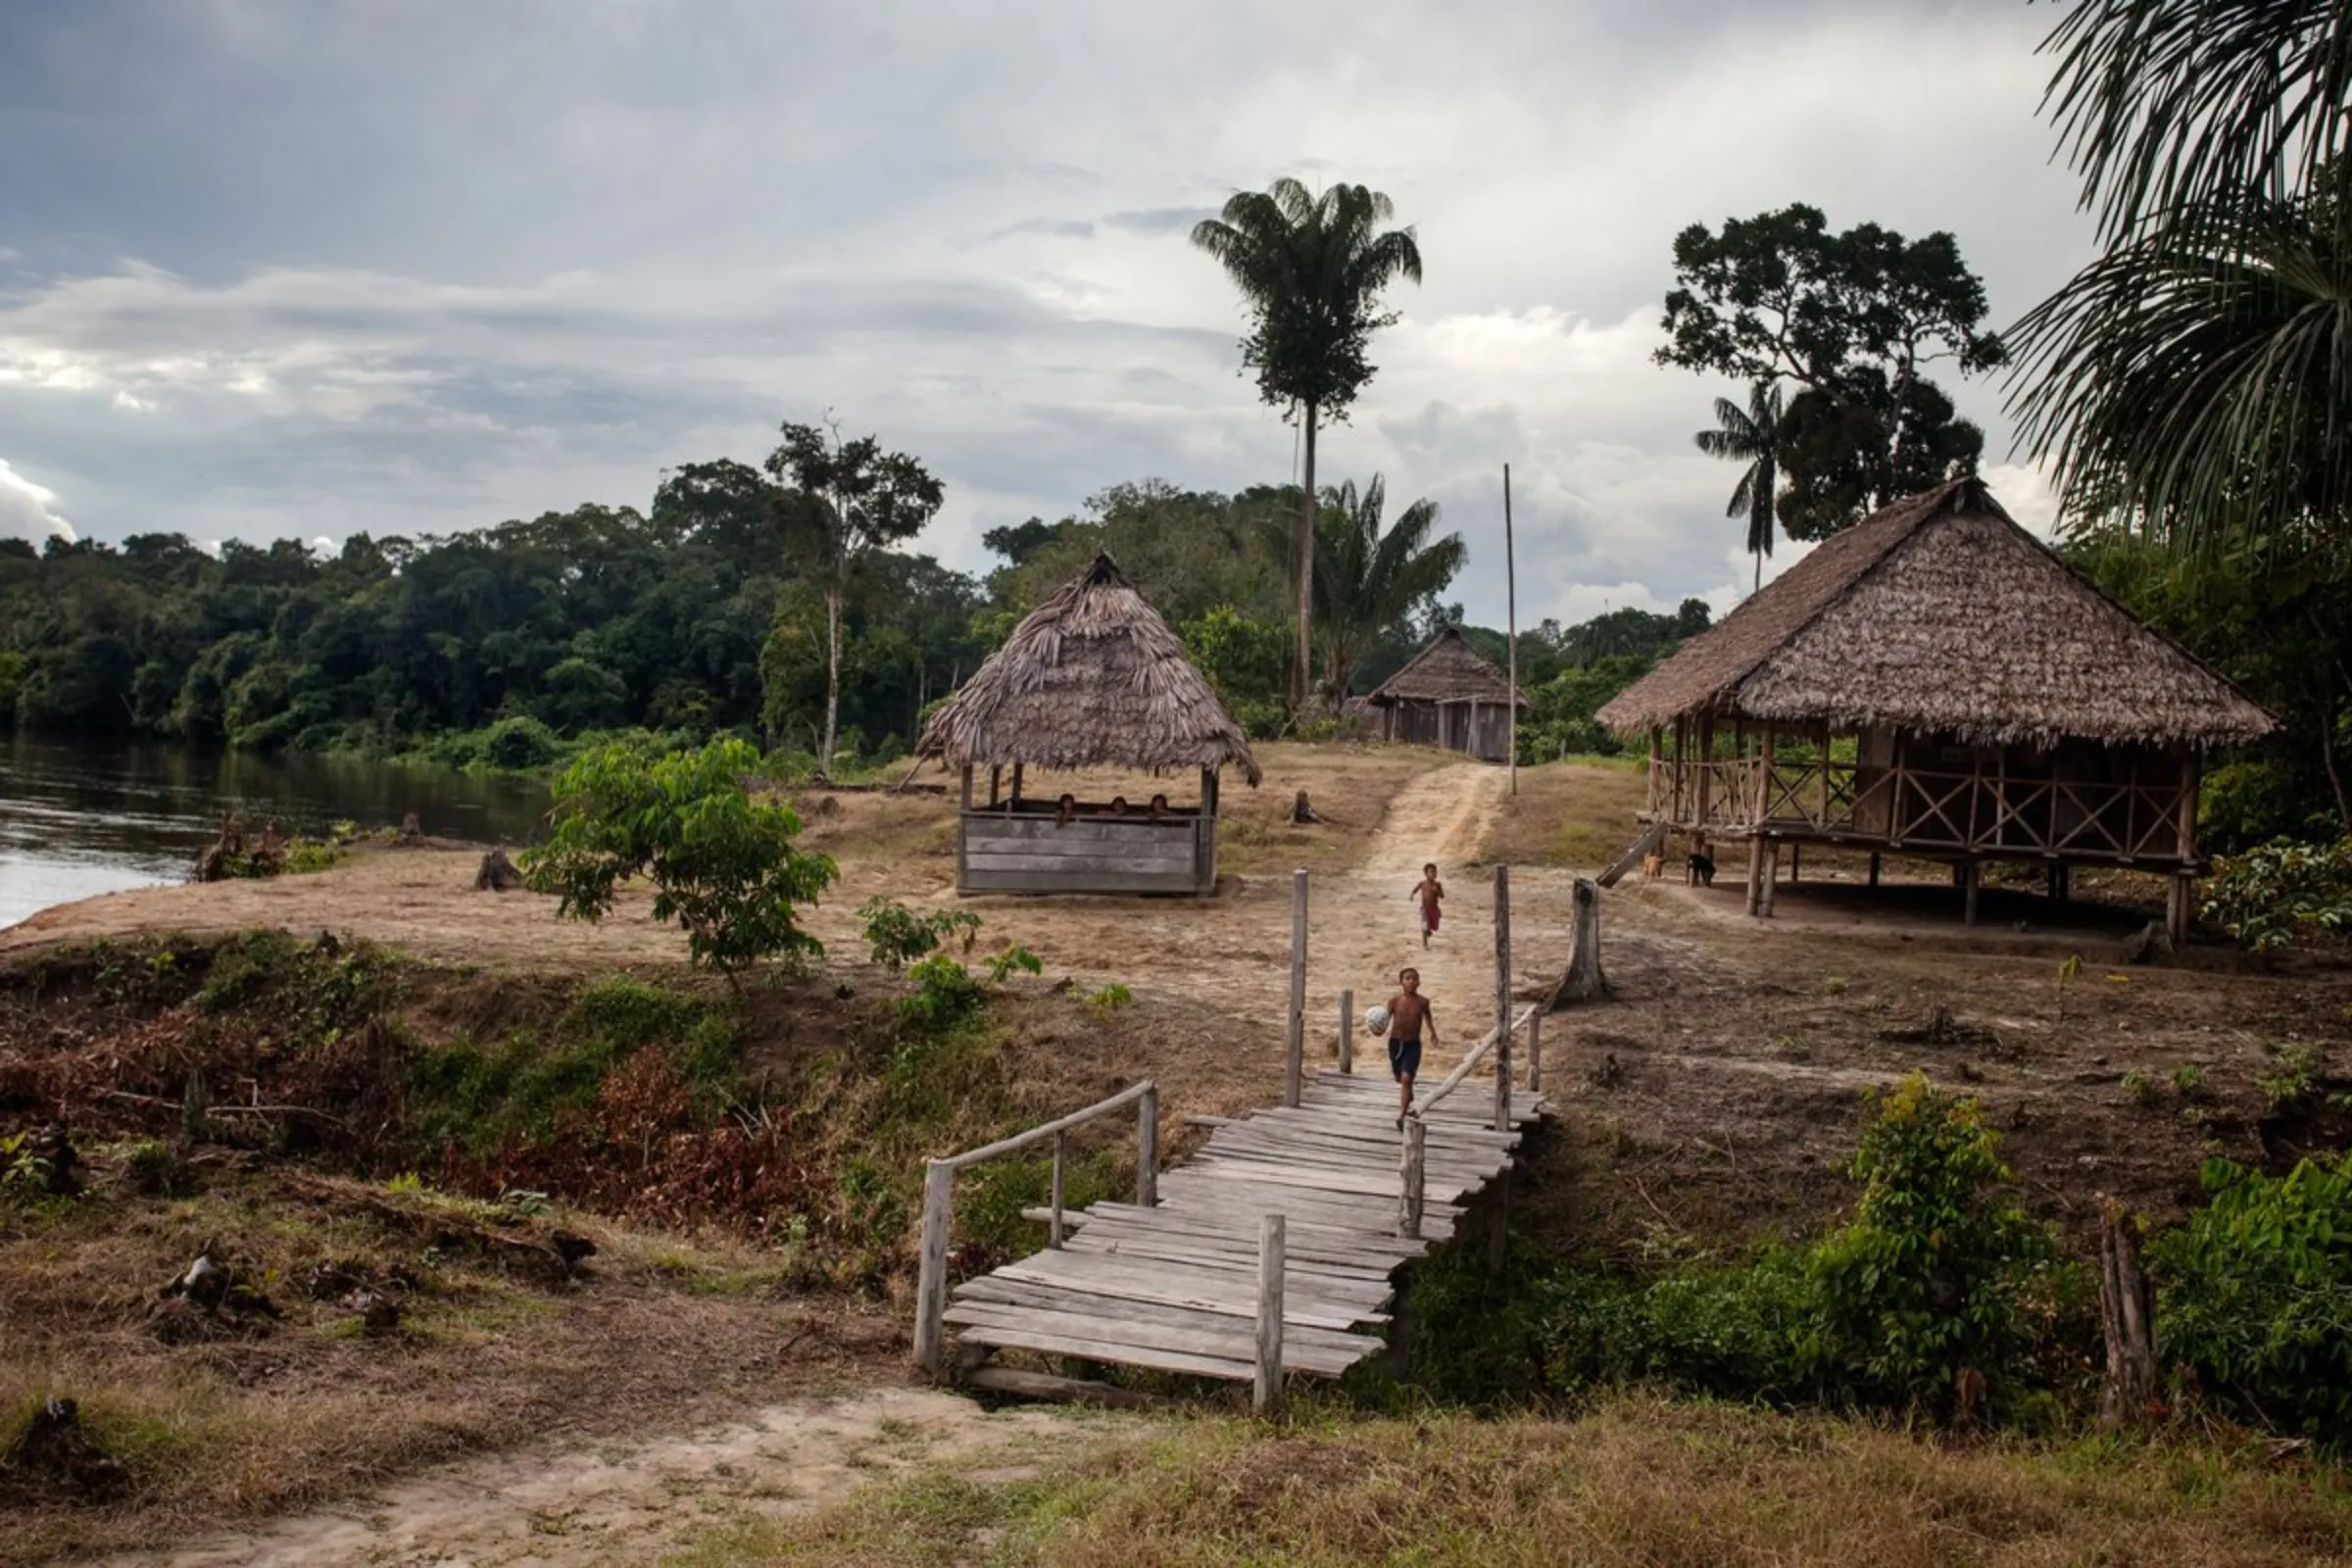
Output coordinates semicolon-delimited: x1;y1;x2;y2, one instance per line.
1181;605;1291;734
524;737;837;983
764;419;945;769
1693;382;1786;591
981;518;1058;566
1193;179;1423;705
1306;475;1465;697
1657;205;2004;536
988;481;1292;629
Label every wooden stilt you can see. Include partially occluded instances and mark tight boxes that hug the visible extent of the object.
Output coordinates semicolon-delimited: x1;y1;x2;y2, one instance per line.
1488;1169;1510;1275
1338;987;1353;1074
1788;841;1801;883
1962;861;1981;927
1868;852;1882;888
1254;1213;1286;1416
1759;839;1779;917
1745;834;1766;916
1285;870;1307;1109
1493;864;1512;1133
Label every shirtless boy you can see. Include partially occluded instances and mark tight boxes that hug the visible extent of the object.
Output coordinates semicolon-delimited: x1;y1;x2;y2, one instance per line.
1410;863;1445;949
1384;967;1437;1128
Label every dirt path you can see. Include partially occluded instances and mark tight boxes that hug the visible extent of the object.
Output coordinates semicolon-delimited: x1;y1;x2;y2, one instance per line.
101;1387;1114;1568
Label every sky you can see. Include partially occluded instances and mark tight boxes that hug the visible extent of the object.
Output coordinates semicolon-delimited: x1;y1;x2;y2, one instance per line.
0;0;2095;628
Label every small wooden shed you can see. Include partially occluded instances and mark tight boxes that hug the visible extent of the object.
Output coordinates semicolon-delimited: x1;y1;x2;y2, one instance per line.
1367;626;1525;763
916;553;1261;895
1596;477;2278;942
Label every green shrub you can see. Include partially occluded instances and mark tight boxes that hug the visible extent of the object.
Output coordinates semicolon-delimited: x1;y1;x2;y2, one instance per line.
480;713;563;772
2201;838;2352;952
897;954;985;1030
980;944;1042;984
1086;983;1136;1011
122;1141;197;1198
2256;1039;2336;1111
858;898;981;971
2154;1153;2352;1446
525;737;837;980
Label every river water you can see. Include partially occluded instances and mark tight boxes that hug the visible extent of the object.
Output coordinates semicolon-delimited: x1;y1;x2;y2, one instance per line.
0;735;552;930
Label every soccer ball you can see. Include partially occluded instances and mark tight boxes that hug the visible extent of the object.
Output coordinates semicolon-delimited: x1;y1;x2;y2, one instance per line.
1364;1004;1392;1036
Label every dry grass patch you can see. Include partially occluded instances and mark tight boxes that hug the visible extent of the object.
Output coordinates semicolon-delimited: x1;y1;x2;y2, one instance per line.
1484;757;1647;871
0;1168;898;1564
671;1396;2352;1567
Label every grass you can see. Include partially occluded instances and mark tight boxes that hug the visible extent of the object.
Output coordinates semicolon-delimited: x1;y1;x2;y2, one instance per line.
1484;756;1646;869
665;1396;2352;1567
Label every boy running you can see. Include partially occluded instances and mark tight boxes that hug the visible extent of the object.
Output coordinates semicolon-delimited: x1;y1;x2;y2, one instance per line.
1410;862;1445;949
1383;967;1437;1128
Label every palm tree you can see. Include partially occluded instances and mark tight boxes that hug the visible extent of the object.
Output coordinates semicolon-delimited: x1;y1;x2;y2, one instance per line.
1192;180;1423;708
1693;382;1786;591
1306;476;1466;700
2015;0;2352;558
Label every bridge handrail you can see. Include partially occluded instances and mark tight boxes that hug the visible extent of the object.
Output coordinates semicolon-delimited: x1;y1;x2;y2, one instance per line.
1414;1004;1540;1116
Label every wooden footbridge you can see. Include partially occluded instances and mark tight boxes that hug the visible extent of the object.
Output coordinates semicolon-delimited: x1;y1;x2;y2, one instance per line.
912;868;1554;1410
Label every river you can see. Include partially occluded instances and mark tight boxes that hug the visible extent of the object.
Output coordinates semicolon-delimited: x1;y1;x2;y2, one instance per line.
0;735;552;930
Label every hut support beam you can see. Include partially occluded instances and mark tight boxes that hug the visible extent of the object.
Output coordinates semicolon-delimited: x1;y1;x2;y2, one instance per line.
1961;860;1981;927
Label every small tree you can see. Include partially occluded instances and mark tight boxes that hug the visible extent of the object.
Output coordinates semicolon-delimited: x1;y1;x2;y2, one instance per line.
525;737;837;982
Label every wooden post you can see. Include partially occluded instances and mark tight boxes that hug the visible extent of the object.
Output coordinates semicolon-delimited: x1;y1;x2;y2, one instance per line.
2171;752;2200;947
1285;869;1307;1108
1696;715;1714;827
1493;863;1512;1133
1648;727;1662;817
958;765;974;809
1760;839;1779;918
1338;987;1353;1074
1138;1083;1159;1207
1398;1114;1426;1239
2098;1199;2158;1428
1050;1131;1066;1249
912;1160;954;1375
988;765;1002;808
1788;841;1800;883
1254;1213;1286;1416
1528;1004;1543;1095
1869;852;1882;887
1504;461;1518;797
1962;859;1981;926
1009;762;1023;807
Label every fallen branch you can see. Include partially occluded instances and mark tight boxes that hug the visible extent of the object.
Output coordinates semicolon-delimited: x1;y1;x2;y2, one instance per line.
102;1090;350;1129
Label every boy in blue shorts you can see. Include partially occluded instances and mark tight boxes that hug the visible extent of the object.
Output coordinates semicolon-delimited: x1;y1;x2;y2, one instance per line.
1383;967;1437;1128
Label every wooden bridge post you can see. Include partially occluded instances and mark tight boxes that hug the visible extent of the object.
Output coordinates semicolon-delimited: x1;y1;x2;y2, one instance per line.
1527;1004;1543;1095
913;1159;954;1376
1050;1131;1067;1249
1338;987;1353;1074
1138;1083;1159;1207
1285;869;1307;1107
1493;863;1512;1132
1254;1213;1287;1416
1398;1114;1426;1239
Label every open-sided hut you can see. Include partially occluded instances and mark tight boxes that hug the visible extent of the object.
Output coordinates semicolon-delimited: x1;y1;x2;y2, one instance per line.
1367;626;1525;762
917;553;1261;895
1595;477;2275;942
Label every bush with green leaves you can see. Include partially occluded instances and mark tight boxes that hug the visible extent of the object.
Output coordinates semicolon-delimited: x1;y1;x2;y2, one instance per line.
2200;838;2352;952
858;897;981;971
524;737;836;979
2155;1153;2352;1446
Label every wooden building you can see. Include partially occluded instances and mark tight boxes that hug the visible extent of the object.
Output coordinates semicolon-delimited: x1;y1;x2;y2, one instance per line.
1595;478;2276;943
917;553;1261;895
1367;626;1525;763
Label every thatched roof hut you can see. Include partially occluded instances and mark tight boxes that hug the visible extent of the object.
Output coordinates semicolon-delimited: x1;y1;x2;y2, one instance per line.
919;552;1260;783
1366;626;1524;761
1596;478;2272;748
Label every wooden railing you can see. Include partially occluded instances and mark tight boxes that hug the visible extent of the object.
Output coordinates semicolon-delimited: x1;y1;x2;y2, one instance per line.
1398;1002;1540;1239
1643;758;2193;864
911;1079;1159;1375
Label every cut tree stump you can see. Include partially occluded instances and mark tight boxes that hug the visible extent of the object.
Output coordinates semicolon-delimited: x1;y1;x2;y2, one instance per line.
1292;790;1319;824
2098;1198;2159;1428
474;848;523;892
1550;877;1608;1007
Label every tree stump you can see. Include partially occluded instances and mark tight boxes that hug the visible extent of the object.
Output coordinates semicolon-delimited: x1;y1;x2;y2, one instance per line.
396;810;423;846
1550;876;1608;1007
1291;789;1319;824
474;848;524;892
2098;1198;2160;1428
2;1397;127;1498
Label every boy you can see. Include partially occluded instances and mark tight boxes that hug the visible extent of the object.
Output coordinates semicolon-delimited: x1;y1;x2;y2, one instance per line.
1410;862;1445;949
1383;967;1437;1128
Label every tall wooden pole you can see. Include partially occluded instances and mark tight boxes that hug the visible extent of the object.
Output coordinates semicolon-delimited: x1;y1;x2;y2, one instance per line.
1254;1213;1287;1416
1285;869;1307;1108
1504;462;1518;797
1493;863;1513;1132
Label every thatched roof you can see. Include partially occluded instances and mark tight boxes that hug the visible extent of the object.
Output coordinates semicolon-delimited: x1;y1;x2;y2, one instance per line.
1596;478;2275;749
917;553;1262;783
1368;626;1526;709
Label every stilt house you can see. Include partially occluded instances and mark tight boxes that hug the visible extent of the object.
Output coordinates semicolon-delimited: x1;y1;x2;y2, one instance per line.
1594;478;2275;943
1366;626;1525;763
917;553;1261;895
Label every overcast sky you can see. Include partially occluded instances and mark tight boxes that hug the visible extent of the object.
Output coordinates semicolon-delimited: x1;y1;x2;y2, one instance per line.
0;0;2093;626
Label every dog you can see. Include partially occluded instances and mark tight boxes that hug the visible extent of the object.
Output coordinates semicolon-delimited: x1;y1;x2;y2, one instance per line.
1640;852;1665;882
1687;850;1717;887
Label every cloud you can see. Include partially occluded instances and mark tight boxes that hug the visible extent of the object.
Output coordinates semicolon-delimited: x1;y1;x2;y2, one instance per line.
1102;207;1215;233
0;459;74;542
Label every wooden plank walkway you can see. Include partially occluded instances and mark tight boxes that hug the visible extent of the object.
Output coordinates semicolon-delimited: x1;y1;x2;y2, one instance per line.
943;1069;1548;1385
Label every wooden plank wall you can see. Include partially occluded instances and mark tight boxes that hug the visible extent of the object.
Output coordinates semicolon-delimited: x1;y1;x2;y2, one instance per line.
958;811;1214;894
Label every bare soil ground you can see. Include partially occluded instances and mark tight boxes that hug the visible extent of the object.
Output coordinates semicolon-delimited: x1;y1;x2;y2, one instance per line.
8;741;2352;1562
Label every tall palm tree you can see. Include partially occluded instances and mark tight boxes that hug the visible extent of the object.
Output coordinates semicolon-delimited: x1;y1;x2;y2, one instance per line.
1693;381;1786;591
1306;476;1466;700
1192;180;1423;708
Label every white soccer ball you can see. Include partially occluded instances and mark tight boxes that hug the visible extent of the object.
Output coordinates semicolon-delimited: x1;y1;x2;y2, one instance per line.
1364;1004;1392;1037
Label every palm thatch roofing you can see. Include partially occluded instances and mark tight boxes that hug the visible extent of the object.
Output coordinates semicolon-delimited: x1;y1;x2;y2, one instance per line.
917;553;1263;784
1595;477;2275;749
1368;626;1527;708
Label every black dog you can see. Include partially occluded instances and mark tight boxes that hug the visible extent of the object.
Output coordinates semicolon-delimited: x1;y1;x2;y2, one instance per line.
1687;851;1716;887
